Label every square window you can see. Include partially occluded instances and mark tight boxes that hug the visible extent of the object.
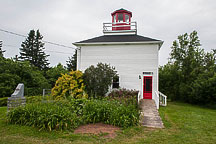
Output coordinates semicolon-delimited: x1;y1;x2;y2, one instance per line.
125;14;129;23
113;15;116;23
112;75;119;89
118;14;123;23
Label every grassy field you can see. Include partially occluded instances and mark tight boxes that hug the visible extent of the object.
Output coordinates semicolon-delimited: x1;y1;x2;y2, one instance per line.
0;102;216;144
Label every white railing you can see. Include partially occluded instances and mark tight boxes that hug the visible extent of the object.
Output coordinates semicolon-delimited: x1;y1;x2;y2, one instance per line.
155;91;159;109
103;21;137;33
158;91;167;106
137;91;141;104
155;91;167;109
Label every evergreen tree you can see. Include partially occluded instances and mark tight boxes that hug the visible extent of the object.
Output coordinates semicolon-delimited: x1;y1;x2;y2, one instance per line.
66;49;77;71
19;30;50;70
0;40;5;57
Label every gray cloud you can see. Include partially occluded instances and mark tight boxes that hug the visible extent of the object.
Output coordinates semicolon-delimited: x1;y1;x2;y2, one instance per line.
0;0;215;66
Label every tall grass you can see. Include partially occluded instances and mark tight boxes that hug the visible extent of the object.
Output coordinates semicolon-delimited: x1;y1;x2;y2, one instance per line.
83;100;140;128
7;98;140;131
7;101;81;131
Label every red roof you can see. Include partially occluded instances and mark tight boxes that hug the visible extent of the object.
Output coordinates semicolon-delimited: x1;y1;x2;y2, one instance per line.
111;8;132;17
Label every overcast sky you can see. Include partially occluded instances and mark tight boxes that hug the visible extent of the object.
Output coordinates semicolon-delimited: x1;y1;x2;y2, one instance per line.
0;0;216;66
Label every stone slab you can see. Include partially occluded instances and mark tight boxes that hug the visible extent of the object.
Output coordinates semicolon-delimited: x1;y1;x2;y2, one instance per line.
139;99;164;128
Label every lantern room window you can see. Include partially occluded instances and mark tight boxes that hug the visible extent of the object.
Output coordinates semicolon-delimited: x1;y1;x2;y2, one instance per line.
118;14;123;23
113;14;116;23
111;8;132;31
125;14;130;23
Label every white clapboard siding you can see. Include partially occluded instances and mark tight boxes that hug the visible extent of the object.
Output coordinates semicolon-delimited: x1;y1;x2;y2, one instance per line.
77;43;159;101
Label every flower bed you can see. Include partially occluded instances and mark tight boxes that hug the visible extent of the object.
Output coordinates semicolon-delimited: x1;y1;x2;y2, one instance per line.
7;98;140;131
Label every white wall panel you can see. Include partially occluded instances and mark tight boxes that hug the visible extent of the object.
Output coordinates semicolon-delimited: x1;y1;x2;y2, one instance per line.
77;44;159;101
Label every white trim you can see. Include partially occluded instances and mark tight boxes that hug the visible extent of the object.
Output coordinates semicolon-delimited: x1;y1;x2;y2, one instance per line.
76;47;81;70
155;91;159;109
103;21;137;35
143;72;153;76
103;30;137;35
73;41;163;47
142;71;154;100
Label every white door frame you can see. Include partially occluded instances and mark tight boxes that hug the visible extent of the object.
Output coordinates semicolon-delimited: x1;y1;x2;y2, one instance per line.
141;72;153;99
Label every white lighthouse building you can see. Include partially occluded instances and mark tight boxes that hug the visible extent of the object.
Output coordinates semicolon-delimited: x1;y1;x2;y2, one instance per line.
73;8;163;108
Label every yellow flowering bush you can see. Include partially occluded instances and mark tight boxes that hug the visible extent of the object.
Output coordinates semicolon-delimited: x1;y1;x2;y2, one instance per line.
51;71;88;100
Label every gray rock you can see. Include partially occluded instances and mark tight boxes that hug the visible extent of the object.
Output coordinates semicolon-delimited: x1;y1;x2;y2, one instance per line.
7;83;26;112
11;83;24;97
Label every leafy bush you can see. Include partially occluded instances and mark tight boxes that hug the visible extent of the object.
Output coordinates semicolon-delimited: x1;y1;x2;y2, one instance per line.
107;88;138;107
159;64;181;101
0;57;50;97
68;98;88;116
0;97;8;106
108;88;138;98
82;99;140;128
190;73;216;105
7;102;81;131
51;71;88;100
0;95;53;107
26;95;54;104
0;73;21;98
83;63;117;98
45;63;68;87
26;95;88;114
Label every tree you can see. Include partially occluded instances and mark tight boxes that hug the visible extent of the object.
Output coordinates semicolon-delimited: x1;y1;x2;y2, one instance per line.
46;63;68;87
0;57;50;97
189;50;216;104
83;63;117;98
66;49;77;71
168;31;205;101
160;30;216;105
0;40;6;57
19;29;50;70
159;64;181;101
170;31;205;78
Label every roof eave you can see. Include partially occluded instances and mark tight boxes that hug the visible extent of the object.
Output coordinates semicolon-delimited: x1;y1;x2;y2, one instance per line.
73;41;163;46
158;41;164;50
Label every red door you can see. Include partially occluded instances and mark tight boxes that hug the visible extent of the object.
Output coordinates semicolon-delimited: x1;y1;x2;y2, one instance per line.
143;76;152;99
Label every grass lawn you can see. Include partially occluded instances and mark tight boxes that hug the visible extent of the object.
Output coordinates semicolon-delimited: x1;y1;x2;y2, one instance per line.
0;102;216;144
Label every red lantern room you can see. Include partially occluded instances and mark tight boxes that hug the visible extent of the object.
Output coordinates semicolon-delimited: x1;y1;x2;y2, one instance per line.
111;8;132;31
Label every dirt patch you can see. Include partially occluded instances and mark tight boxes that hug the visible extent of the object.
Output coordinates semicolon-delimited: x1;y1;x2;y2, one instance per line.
74;123;121;138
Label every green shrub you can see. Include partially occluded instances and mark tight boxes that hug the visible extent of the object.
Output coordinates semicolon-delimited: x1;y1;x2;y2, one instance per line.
83;99;140;128
7;101;81;131
83;63;117;98
0;97;8;106
7;98;139;130
68;98;89;116
107;88;138;107
26;96;43;103
190;73;216;105
0;57;50;97
26;95;53;104
0;95;54;107
45;63;68;87
51;71;88;100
